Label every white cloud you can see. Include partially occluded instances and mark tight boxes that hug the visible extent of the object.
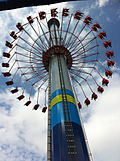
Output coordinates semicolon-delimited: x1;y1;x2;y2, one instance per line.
0;90;47;161
98;0;109;7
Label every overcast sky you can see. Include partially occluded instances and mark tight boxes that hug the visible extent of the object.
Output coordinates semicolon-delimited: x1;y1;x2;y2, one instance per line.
0;0;120;161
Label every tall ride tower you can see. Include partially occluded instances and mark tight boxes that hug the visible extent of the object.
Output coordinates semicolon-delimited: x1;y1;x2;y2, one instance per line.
2;8;115;161
47;18;90;161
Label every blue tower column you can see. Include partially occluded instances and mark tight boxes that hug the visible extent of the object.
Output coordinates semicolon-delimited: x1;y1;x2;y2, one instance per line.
47;18;91;161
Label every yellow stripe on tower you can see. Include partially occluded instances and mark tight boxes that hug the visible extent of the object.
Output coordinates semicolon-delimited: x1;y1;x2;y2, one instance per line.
50;94;77;109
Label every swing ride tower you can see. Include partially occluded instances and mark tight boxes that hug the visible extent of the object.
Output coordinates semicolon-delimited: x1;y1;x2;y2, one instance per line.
2;8;115;161
47;18;91;161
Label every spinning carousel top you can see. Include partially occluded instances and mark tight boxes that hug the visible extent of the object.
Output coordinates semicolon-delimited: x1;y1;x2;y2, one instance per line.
2;8;115;110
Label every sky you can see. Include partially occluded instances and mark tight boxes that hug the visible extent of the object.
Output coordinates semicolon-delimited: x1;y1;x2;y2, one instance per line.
0;0;120;161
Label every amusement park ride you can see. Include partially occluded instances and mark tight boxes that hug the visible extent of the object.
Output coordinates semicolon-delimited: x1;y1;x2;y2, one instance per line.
2;8;115;161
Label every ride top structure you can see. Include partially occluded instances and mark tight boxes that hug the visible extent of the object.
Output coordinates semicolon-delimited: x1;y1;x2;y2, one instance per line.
2;8;115;161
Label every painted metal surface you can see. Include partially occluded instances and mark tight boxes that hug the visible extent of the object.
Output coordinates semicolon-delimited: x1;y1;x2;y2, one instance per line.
51;122;90;161
49;55;91;161
50;89;90;161
50;89;80;128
